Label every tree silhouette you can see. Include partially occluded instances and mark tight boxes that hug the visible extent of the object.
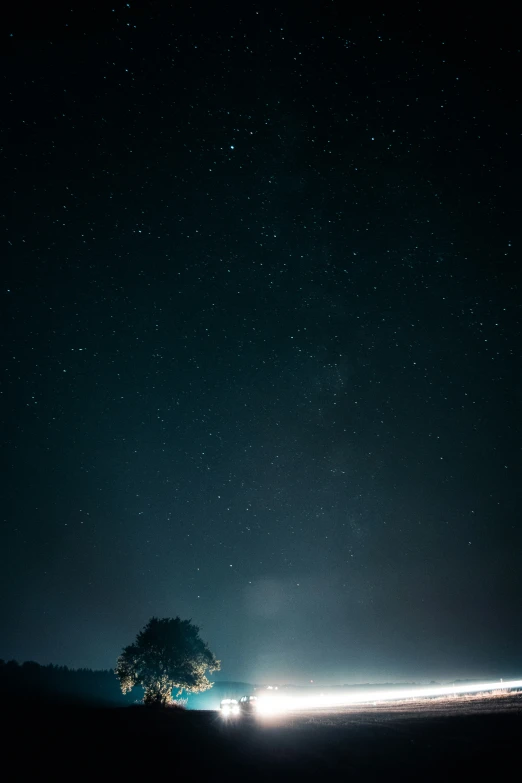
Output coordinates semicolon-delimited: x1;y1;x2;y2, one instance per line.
115;616;220;706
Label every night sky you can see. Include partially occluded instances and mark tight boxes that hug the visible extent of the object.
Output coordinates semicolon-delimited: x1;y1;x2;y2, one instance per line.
1;3;520;685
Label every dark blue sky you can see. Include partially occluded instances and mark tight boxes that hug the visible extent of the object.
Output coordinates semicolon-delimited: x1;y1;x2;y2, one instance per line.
1;2;520;684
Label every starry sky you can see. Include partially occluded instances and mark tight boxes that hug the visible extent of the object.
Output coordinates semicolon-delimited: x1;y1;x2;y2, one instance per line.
1;3;520;685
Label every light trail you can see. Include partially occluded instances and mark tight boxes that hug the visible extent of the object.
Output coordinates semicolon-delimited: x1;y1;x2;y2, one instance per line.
255;678;522;715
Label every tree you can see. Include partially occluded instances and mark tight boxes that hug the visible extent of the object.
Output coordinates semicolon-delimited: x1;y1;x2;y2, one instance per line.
115;617;220;706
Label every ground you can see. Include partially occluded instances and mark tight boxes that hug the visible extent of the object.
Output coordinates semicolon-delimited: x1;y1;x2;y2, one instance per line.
9;692;521;780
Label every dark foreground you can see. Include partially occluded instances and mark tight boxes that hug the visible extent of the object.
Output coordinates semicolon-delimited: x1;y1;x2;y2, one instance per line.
7;693;521;780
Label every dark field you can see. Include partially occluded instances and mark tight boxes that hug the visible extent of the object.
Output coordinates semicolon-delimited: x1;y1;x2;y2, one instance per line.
8;692;521;780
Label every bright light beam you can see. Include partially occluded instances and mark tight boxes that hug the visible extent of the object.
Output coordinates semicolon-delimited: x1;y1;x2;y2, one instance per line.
255;678;522;715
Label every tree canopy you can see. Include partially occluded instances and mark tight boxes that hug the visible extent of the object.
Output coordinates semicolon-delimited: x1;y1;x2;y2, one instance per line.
115;616;220;706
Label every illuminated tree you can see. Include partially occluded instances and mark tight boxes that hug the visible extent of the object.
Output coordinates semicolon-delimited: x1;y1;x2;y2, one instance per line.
115;616;220;706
